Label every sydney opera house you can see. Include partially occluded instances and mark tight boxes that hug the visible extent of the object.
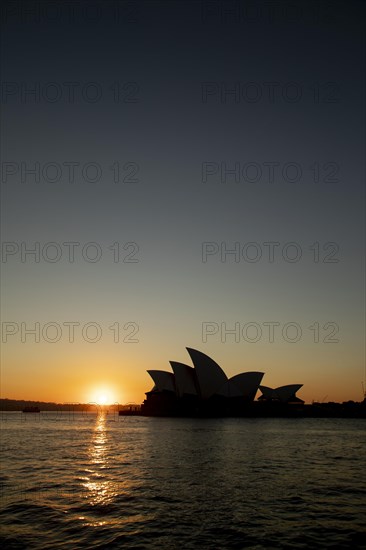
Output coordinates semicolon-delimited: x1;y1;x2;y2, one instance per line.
141;348;304;416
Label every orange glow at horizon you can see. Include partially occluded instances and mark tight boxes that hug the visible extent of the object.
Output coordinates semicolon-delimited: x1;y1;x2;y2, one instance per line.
1;342;365;405
86;384;120;406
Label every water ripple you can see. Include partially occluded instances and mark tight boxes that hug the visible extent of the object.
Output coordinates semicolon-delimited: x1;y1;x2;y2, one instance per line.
1;414;365;549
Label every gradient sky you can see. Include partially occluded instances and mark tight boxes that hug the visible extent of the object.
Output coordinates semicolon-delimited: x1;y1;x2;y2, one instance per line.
1;0;365;404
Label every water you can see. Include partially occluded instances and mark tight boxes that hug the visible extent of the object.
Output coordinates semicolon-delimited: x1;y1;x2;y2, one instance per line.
1;412;365;549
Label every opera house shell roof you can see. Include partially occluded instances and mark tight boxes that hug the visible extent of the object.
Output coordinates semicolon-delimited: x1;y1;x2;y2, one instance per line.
142;348;303;416
147;347;264;401
258;385;304;403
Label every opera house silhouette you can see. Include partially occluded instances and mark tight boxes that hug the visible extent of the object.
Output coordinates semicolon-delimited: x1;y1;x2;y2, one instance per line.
141;348;304;416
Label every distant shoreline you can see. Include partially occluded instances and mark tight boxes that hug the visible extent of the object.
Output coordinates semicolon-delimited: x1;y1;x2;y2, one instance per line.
1;398;365;418
0;398;131;411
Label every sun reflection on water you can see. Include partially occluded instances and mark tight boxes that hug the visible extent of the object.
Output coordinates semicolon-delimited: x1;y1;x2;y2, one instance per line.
91;410;108;465
82;411;116;506
78;411;150;530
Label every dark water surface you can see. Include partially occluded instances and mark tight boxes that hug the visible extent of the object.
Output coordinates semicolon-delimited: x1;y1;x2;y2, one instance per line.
1;412;365;549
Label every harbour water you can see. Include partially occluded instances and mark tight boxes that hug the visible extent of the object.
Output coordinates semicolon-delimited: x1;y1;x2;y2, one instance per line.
1;412;365;549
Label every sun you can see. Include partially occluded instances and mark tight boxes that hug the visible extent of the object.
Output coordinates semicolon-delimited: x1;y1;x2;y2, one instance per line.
87;385;119;406
97;393;108;405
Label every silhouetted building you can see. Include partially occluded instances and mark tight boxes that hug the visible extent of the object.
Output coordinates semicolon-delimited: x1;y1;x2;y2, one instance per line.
141;348;303;416
258;385;304;404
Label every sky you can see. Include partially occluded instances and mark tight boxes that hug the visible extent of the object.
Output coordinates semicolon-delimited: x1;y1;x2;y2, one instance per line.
1;0;365;405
